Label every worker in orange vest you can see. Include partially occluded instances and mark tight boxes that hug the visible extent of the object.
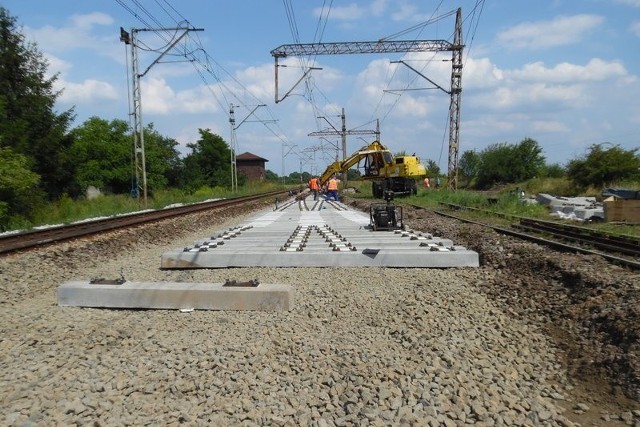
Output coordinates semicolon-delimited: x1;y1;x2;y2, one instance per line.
327;176;339;201
308;176;320;200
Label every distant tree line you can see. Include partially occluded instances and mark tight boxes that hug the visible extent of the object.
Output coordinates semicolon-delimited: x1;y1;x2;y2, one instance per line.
457;138;640;190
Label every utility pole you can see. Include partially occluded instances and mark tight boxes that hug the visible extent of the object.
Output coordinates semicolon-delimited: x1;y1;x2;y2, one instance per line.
229;103;270;192
309;109;378;188
448;8;463;191
229;105;238;192
120;25;203;206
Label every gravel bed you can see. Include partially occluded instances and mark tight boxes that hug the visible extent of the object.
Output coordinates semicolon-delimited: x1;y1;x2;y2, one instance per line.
1;197;638;426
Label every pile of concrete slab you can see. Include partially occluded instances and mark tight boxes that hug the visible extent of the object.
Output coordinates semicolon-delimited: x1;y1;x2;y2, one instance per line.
536;193;604;221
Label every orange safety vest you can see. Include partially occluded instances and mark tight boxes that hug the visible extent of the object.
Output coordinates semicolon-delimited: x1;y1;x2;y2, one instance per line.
327;179;338;191
309;178;320;190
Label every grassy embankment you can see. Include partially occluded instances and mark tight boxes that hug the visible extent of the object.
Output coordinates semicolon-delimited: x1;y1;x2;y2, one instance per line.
348;177;640;237
18;181;287;232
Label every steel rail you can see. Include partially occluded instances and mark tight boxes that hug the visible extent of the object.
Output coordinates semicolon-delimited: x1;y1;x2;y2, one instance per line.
439;202;640;252
0;190;289;255
515;218;640;257
407;203;640;270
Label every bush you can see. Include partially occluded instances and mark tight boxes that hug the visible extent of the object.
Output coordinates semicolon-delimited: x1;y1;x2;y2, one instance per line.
566;143;640;189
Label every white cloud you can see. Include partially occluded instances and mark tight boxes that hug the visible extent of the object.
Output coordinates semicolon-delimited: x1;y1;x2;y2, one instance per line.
314;3;366;21
43;53;72;76
497;14;604;49
176;86;221;114
313;0;388;22
370;0;388;16
140;77;176;114
631;21;640;36
257;57;344;103
472;81;585;111
531;120;570;133
460;55;634;115
394;95;429;117
56;78;119;104
460;57;504;89
510;58;629;83
235;63;277;101
137;78;225;116
71;12;113;29
26;12;114;53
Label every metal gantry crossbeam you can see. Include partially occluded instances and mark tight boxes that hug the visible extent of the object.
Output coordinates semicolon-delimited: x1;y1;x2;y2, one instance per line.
270;40;455;57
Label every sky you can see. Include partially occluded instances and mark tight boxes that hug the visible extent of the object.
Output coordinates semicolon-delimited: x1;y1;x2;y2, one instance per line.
3;0;640;177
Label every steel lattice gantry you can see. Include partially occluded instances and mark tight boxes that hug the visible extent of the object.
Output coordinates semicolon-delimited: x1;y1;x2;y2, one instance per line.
270;8;464;190
270;40;454;57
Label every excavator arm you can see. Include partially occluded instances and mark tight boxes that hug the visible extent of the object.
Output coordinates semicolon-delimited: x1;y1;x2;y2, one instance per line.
318;141;391;186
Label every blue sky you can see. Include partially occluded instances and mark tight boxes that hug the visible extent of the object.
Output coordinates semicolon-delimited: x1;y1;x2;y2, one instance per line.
3;0;640;177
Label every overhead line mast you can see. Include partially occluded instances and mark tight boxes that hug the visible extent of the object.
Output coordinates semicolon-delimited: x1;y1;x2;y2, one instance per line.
270;8;464;190
120;25;203;205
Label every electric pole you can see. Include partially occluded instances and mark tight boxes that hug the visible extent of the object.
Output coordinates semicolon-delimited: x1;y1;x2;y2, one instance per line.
229;104;270;192
309;109;379;188
120;25;203;205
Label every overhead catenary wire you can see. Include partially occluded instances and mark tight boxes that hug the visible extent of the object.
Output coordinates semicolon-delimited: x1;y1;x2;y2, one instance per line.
116;0;487;176
115;0;297;160
363;1;486;170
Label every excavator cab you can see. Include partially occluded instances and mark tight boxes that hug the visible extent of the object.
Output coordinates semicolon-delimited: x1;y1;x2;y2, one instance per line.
369;190;404;231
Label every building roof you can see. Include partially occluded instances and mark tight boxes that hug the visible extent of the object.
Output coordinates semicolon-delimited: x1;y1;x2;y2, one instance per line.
236;152;268;162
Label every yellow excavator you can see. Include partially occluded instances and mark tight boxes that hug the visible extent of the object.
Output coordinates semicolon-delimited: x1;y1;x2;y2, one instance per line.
318;140;427;198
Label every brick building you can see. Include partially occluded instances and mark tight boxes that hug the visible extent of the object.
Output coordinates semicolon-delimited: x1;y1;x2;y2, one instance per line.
236;152;268;181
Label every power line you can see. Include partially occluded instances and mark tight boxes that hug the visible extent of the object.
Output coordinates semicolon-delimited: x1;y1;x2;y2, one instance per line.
116;0;289;140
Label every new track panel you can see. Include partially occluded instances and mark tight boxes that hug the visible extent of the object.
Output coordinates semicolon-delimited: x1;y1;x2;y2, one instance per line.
161;196;479;268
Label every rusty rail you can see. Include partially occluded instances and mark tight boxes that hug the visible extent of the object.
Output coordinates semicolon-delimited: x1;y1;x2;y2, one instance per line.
408;203;640;270
0;190;289;255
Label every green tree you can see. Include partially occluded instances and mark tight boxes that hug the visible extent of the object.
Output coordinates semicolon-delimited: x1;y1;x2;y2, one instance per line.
511;138;545;181
459;150;480;181
69;117;132;195
142;123;182;192
425;159;441;178
0;146;42;229
475;143;512;189
566;143;640;189
264;169;279;181
475;138;545;189
70;117;182;196
541;163;565;178
0;7;75;199
182;129;231;190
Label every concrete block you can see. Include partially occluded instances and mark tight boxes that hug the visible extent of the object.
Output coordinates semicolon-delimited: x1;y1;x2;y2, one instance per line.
573;207;604;220
57;281;293;311
536;193;556;206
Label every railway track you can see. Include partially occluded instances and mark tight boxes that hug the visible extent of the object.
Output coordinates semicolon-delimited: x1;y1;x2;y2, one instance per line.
515;218;640;257
0;190;288;255
408;202;640;270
